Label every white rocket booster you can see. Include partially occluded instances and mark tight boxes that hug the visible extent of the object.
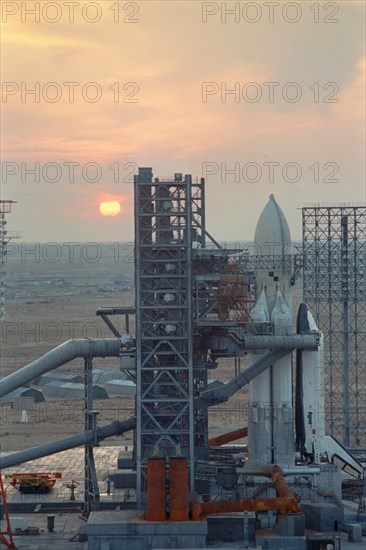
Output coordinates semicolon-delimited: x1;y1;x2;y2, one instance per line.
253;194;293;312
247;195;363;476
248;194;294;465
248;288;272;463
270;290;294;466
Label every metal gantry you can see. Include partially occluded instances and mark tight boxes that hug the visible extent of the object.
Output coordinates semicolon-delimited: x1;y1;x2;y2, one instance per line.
302;206;366;448
134;169;294;502
134;168;196;503
83;353;100;516
0;200;19;321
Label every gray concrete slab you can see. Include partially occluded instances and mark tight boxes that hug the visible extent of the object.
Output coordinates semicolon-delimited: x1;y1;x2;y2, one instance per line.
1;446;134;505
1;511;88;549
87;509;207;550
1;447;365;549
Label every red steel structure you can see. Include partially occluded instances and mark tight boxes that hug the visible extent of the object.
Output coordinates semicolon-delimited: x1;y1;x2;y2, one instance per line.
170;458;189;521
146;458;166;521
208;427;248;446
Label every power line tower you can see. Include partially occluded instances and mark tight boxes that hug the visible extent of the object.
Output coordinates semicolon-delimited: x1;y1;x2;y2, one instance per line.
302;205;366;449
0;200;20;321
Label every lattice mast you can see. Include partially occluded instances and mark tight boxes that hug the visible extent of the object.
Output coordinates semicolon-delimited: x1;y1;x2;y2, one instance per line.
135;169;198;504
302;206;366;448
0;200;18;321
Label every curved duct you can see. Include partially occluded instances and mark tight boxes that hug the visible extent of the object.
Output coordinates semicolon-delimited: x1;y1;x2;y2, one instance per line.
190;496;299;520
190;465;300;520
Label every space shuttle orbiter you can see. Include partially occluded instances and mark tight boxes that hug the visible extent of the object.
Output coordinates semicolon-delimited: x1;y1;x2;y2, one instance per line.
296;303;363;478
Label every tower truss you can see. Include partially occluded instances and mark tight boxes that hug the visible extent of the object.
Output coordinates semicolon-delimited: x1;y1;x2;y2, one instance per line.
0;200;19;321
135;169;198;503
302;206;366;448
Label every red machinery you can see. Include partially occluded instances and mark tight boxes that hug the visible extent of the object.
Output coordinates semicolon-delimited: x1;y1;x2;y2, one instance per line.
5;472;62;493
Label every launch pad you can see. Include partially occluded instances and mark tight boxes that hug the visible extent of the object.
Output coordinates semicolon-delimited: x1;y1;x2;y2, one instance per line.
1;167;365;549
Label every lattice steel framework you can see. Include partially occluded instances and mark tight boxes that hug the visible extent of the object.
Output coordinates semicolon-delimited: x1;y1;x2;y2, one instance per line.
83;355;99;516
0;200;19;321
303;206;366;448
135;168;201;503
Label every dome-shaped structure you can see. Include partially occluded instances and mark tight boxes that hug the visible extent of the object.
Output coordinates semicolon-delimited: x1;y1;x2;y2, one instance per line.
254;194;291;255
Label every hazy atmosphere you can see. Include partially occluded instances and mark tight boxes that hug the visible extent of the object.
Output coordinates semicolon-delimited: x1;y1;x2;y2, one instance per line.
1;0;365;242
1;5;366;547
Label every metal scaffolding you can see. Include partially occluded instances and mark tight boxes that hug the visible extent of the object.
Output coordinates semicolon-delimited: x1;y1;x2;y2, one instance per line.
134;169;197;503
302;206;366;448
84;354;100;516
0;200;19;321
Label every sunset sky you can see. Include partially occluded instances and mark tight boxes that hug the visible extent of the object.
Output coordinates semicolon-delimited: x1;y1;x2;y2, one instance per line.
1;0;365;242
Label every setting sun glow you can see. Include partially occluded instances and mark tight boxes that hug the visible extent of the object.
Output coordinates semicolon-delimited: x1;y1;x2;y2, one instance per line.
99;201;122;217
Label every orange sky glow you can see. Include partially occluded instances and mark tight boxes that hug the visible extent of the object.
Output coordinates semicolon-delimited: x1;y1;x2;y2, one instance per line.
1;1;365;242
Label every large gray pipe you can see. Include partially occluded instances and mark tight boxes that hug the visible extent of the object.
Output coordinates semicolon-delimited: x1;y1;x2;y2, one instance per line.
0;335;318;400
0;337;318;469
241;334;319;350
0;417;136;470
201;349;289;401
0;338;122;399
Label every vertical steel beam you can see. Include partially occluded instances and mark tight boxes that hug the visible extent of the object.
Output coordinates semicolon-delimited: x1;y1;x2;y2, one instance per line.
341;215;350;445
303;205;366;448
84;353;99;515
135;169;199;503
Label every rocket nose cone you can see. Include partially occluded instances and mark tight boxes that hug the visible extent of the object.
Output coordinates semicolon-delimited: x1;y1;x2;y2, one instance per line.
271;289;292;326
271;289;290;314
250;288;270;322
254;195;291;255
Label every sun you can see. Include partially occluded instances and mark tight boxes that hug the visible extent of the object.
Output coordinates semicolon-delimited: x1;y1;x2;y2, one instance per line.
99;201;122;217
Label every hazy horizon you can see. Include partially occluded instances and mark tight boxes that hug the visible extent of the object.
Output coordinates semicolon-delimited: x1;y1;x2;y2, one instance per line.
1;1;365;242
